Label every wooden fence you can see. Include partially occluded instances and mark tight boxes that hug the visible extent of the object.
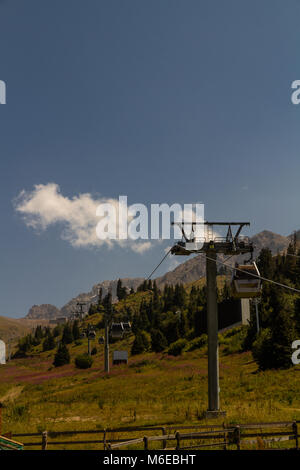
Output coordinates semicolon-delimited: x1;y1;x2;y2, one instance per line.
9;421;300;450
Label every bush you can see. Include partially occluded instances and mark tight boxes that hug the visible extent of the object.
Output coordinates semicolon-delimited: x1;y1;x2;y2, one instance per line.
168;338;188;356
53;343;70;367
219;327;247;356
75;354;93;369
187;334;208;351
91;347;97;355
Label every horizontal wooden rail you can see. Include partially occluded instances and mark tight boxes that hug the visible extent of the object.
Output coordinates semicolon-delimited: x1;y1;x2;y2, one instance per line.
10;420;300;450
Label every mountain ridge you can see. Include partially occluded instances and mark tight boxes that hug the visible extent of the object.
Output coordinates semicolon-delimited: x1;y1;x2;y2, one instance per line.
22;229;293;320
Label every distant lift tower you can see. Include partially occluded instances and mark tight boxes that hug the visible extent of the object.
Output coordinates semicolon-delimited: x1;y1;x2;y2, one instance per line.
171;221;254;417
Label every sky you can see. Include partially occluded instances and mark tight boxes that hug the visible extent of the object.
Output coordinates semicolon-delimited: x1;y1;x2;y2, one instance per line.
0;0;300;317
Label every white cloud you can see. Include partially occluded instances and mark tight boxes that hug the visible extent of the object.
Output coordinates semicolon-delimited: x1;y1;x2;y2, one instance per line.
135;242;152;254
14;183;153;253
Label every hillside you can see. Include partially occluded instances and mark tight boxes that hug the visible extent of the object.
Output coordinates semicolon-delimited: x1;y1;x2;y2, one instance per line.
1;321;300;446
60;277;144;318
0;316;31;343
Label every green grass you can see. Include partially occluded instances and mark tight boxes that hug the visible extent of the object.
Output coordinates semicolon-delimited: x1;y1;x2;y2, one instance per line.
0;325;300;450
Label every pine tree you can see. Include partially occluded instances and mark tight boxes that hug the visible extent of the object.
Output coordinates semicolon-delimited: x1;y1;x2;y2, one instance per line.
256;248;275;279
252;286;297;369
131;331;150;355
117;279;124;301
53;343;70;367
151;329;167;352
97;287;103;306
43;333;55;351
62;324;74;344
72;320;80;341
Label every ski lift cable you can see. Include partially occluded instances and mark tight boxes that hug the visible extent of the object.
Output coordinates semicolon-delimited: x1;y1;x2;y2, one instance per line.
201;253;300;294
146;248;172;280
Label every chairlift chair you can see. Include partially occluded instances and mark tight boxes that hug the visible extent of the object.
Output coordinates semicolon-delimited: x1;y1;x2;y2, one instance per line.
231;261;262;298
87;330;96;340
110;323;124;339
98;336;104;345
122;322;131;332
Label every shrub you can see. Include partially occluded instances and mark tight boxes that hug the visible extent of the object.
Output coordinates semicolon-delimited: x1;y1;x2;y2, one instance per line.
75;354;93;369
91;347;97;355
168;338;188;356
187;334;207;351
220;327;247;356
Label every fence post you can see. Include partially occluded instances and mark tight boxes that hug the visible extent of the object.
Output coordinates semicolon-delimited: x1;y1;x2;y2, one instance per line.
0;403;3;436
42;431;48;450
161;427;167;450
175;432;181;450
293;421;298;450
234;426;241;450
223;422;227;450
103;429;107;450
143;436;148;450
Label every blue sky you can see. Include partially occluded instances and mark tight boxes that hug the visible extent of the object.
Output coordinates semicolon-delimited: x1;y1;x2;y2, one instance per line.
0;0;300;317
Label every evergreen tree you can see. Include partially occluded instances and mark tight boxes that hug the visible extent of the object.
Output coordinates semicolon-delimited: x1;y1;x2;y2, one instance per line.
131;331;150;355
53;325;62;338
151;329;167;352
43;333;55;351
117;279;126;301
252;287;296;369
103;291;113;315
97;287;103;306
62;324;74;344
174;284;186;308
256;248;275;279
53;342;70;367
72;320;80;341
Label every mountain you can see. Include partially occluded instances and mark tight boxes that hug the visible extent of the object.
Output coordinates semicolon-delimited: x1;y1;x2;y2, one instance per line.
22;229;293;320
59;277;144;317
156;230;291;287
251;230;290;256
26;304;61;320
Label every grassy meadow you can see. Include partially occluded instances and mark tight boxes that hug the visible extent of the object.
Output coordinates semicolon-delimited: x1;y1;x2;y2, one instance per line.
0;320;300;449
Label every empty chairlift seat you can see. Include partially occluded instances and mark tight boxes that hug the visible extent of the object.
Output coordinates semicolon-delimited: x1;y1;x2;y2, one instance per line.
87;330;96;340
232;262;262;298
122;322;131;333
110;323;124;339
98;336;104;344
